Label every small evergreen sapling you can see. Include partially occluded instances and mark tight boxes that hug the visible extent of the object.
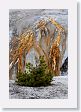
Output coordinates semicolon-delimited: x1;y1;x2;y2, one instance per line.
16;56;53;87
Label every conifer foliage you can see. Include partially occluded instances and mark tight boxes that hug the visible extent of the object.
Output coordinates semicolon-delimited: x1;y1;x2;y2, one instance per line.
16;56;53;87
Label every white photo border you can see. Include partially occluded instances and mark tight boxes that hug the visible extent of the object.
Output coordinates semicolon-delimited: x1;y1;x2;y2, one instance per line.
0;0;77;108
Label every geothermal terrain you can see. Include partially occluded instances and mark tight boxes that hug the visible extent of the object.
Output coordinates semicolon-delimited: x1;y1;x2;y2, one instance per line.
9;76;68;99
9;9;68;99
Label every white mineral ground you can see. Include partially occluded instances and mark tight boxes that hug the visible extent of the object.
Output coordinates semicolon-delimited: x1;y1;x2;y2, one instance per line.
9;9;68;99
9;75;68;99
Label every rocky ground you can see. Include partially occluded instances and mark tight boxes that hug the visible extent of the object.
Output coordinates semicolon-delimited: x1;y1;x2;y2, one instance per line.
9;76;68;99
